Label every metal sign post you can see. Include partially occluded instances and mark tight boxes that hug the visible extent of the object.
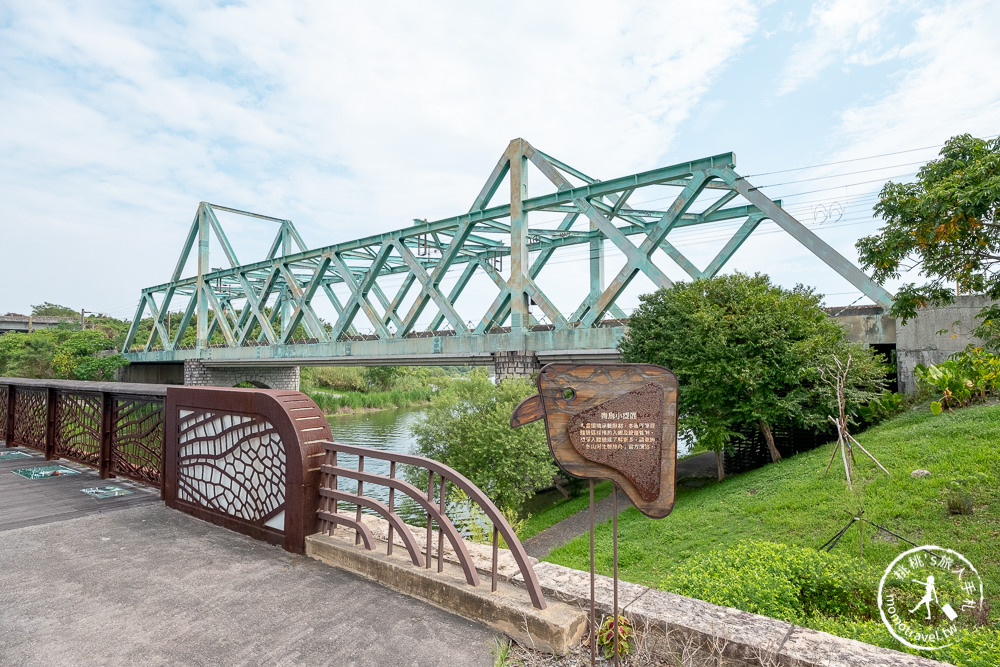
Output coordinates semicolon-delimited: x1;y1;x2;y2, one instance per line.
512;363;679;665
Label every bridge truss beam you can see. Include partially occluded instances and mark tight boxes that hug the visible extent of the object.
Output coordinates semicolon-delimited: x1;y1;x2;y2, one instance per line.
123;139;893;364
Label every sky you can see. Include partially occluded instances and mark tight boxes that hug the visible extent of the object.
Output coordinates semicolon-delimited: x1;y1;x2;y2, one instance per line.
1;0;998;327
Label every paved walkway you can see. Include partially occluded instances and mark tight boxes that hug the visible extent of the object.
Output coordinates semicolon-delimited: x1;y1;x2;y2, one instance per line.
523;452;718;559
0;450;494;666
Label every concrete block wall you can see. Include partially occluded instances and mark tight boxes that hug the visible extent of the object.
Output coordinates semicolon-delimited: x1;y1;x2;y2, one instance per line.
896;295;992;394
492;350;540;383
183;359;300;391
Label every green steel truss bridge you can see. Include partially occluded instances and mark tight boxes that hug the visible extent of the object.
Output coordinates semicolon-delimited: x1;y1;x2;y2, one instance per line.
122;138;893;369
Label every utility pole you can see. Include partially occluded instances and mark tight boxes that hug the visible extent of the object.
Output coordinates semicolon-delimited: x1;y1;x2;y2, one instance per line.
80;309;90;330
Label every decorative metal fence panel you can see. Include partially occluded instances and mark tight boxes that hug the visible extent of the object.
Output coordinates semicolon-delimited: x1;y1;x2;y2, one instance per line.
12;388;47;451
164;386;330;553
0;379;167;487
0;384;8;442
175;409;286;529
2;378;332;555
111;396;165;487
54;391;103;467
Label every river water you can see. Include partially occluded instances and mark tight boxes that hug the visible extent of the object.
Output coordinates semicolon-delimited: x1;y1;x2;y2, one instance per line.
323;406;691;526
325;407;432;524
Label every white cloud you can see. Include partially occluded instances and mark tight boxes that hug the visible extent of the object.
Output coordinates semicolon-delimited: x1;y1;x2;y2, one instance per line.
833;1;1000;152
777;0;899;95
0;1;760;315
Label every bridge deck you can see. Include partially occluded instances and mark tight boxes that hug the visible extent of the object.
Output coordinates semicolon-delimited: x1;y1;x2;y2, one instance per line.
0;450;493;665
0;447;160;532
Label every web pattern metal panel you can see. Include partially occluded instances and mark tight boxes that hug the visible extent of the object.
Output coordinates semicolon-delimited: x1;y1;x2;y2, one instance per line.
0;385;8;442
111;397;164;487
54;392;102;466
12;389;47;450
175;409;286;527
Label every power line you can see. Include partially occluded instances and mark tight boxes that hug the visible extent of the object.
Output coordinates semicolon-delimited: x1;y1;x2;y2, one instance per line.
751;160;926;189
743;144;941;178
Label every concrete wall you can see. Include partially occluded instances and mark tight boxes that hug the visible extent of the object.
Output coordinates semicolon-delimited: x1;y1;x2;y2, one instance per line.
493;350;540;383
826;305;896;344
182;360;300;391
116;362;185;385
896;295;992;394
0;315;78;333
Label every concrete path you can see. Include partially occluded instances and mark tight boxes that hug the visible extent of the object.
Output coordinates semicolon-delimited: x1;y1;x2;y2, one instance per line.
523;452;718;559
0;461;494;666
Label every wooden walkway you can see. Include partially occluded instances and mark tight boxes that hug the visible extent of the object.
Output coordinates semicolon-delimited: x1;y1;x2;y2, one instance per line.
0;447;160;532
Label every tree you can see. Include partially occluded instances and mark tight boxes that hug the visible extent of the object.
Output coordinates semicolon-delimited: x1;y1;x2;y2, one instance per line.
410;368;556;513
0;329;128;381
856;133;1000;343
31;302;79;318
362;365;401;391
619;273;887;480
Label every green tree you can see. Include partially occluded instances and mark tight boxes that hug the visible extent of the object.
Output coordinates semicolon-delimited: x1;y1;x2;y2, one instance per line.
0;329;128;380
856;133;1000;343
619;273;886;480
52;329;129;380
30;302;79;318
410;368;556;513
362;365;401;391
0;331;60;378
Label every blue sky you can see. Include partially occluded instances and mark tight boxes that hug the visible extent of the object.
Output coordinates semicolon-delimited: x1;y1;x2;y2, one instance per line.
1;0;998;323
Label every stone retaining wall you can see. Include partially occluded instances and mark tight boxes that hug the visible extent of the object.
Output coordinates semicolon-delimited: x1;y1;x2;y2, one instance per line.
493;350;540;382
182;360;300;391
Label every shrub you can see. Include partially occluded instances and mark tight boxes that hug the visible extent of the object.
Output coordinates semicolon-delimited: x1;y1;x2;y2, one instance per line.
914;345;1000;413
660;540;877;622
410;368;556;513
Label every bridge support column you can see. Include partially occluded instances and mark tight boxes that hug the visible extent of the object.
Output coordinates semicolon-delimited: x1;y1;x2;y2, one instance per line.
183;360;300;391
493;351;539;384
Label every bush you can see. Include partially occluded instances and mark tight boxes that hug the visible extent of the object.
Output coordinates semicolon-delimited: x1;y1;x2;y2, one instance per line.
661;540;877;622
914;345;1000;413
410;368;556;513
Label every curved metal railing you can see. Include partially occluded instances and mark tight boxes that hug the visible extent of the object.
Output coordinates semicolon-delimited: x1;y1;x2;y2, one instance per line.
317;441;546;609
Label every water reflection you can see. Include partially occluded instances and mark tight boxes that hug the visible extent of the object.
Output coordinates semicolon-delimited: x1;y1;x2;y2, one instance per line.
326;408;432;525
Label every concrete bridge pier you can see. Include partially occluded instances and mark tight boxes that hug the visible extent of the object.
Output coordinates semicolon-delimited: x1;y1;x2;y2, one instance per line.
493;350;540;383
182;360;300;391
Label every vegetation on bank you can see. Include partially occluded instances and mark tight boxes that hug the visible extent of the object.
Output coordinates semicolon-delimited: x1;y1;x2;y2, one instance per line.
308;387;438;413
915;345;1000;414
301;365;469;414
619;273;888;480
411;368;555;514
545;404;1000;665
856;132;1000;344
0;308;129;381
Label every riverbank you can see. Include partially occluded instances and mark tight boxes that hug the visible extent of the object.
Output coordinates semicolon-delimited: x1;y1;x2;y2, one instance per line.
542;404;1000;665
307;387;435;414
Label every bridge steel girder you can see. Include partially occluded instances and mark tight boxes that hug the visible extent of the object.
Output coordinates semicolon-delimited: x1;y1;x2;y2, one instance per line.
122;139;893;365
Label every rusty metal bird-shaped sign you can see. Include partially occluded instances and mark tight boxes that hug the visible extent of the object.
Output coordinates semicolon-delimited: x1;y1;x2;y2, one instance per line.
510;363;678;518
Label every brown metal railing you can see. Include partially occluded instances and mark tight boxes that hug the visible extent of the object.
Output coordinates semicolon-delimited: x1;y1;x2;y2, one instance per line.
0;378;167;487
163;386;329;554
317;441;547;610
1;378;329;554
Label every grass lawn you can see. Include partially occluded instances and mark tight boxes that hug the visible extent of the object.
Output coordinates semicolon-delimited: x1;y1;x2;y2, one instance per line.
546;404;1000;664
520;481;614;540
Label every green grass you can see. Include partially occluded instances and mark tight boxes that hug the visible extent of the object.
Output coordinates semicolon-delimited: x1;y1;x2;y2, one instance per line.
546;404;1000;664
519;481;614;540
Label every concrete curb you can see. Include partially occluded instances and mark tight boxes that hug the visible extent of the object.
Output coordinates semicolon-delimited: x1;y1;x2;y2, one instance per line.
306;532;588;655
